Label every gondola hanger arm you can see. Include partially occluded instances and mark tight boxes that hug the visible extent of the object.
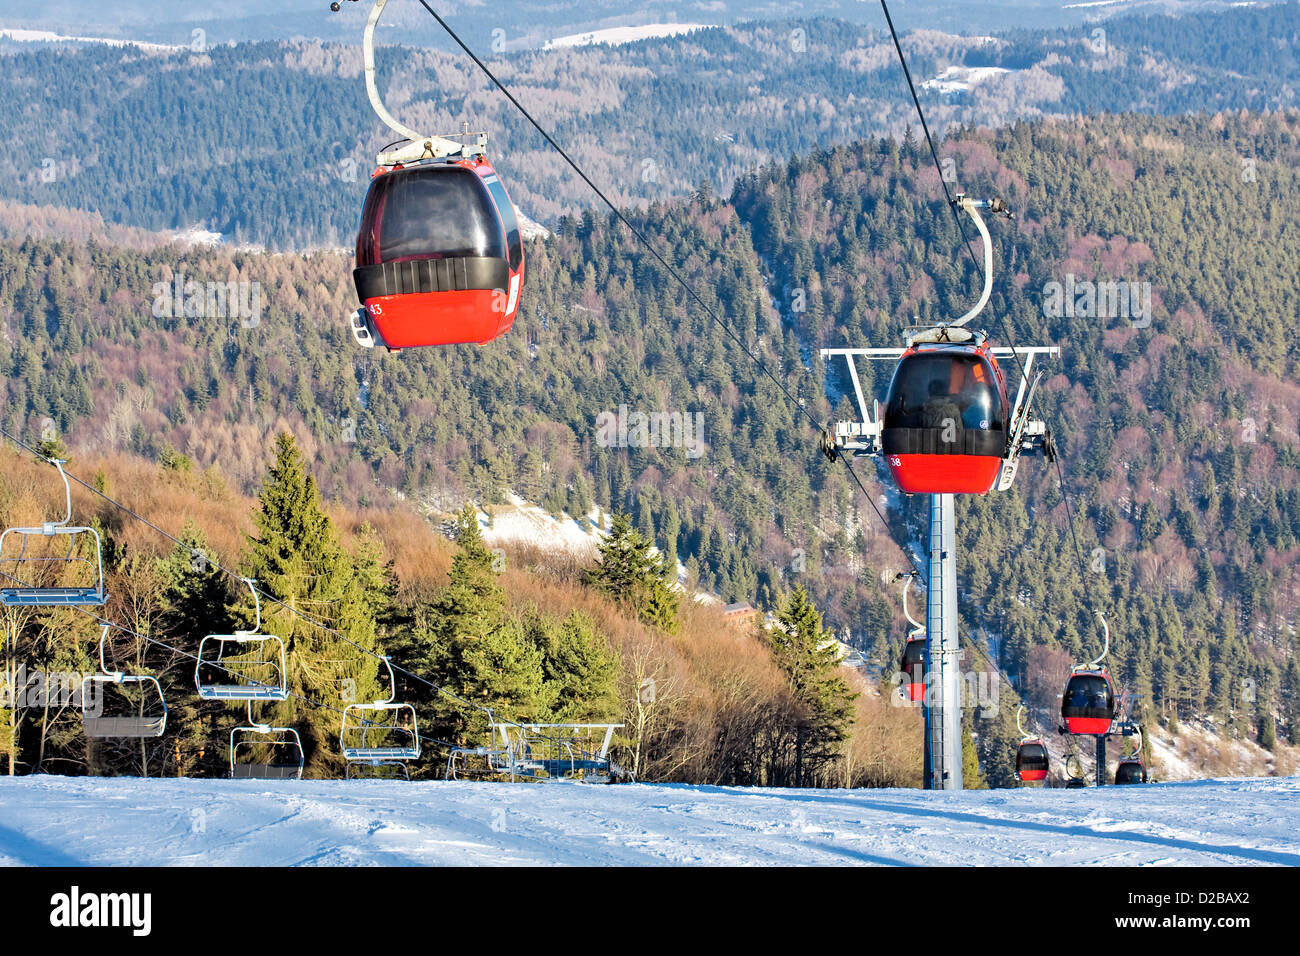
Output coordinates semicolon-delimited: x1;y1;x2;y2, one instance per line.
895;571;924;639
949;195;1011;329
335;0;487;165
1090;611;1110;669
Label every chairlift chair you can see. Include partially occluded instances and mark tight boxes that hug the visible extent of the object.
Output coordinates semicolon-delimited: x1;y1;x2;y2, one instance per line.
230;702;304;780
0;459;106;607
195;580;289;702
346;759;411;781
80;625;167;738
340;657;420;761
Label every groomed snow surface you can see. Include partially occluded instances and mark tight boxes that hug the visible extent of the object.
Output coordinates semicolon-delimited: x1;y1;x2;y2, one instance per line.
0;776;1295;866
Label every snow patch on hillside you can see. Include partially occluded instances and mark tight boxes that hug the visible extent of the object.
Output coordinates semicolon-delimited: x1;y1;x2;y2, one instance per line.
0;28;179;52
479;493;604;558
516;210;550;241
544;23;710;50
171;226;225;249
922;65;1013;95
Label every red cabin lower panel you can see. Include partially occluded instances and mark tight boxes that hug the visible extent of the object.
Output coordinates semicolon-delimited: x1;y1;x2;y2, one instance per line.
886;454;1001;495
1018;769;1048;782
1065;716;1112;735
907;682;925;703
364;289;510;349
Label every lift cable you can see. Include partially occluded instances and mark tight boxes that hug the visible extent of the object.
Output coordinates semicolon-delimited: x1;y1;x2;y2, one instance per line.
0;426;529;735
876;0;1094;584
411;0;922;576
0;563;471;754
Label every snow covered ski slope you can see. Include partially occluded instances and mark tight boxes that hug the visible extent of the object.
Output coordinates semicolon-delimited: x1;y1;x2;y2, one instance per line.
0;776;1296;866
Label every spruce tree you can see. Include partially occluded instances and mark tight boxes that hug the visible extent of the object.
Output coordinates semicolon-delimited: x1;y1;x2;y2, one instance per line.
396;507;549;752
156;524;234;778
237;432;383;777
156;523;230;638
586;512;680;633
1285;659;1300;746
522;608;620;723
769;585;857;786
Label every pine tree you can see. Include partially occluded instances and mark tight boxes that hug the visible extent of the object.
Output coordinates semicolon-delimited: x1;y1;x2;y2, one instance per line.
661;499;681;575
768;585;857;787
1286;659;1300;746
518;608;619;723
585;512;680;633
156;523;230;638
395;507;549;753
155;524;235;778
238;432;383;777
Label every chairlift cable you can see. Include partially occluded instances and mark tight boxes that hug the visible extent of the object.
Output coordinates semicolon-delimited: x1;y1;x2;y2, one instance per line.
0;426;520;730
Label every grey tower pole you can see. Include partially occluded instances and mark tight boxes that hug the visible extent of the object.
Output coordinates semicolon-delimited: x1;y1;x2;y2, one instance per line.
922;678;933;790
926;492;963;791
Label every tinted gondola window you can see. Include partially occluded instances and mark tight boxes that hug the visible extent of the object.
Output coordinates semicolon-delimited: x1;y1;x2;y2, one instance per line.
359;165;507;266
484;177;523;272
1017;743;1049;770
885;353;1005;432
1063;673;1113;714
1115;760;1145;784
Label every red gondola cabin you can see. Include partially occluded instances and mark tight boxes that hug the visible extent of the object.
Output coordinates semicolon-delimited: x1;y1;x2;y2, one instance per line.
1016;739;1050;782
353;156;524;350
1061;667;1116;735
881;343;1009;494
900;636;926;703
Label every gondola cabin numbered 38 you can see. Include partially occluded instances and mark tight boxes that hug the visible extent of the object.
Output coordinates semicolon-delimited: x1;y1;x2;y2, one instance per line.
882;341;1009;495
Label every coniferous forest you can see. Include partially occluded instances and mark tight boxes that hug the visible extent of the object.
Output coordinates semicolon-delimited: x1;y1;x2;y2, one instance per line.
1;5;1298;790
2;106;1297;785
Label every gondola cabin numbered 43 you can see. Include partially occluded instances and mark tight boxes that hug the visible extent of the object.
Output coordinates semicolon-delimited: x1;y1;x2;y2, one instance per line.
337;0;525;351
352;155;525;350
882;340;1009;494
820;197;1059;497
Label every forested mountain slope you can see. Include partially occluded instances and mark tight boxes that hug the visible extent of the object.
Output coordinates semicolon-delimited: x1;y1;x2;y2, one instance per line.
2;4;1298;247
1;109;1297;770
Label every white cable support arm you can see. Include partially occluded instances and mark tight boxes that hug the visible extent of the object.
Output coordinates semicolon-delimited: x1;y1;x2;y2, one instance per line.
1090;611;1110;668
950;195;995;328
361;0;485;164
